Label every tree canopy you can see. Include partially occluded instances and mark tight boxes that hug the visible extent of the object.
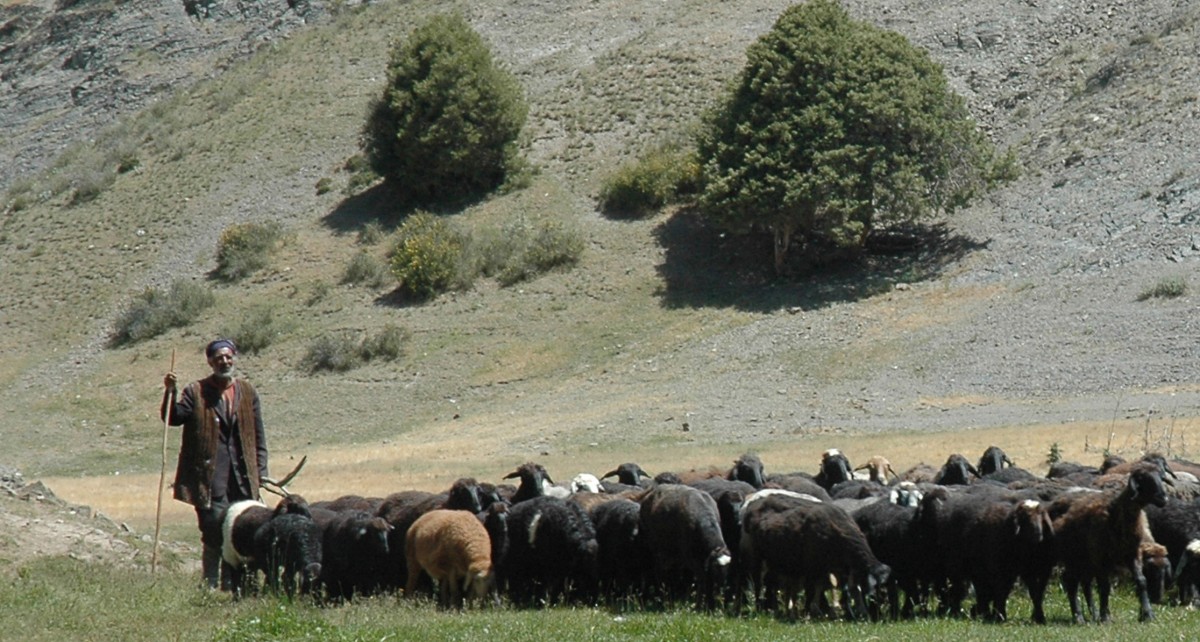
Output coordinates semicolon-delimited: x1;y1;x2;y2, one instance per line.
696;0;1004;273
362;13;528;204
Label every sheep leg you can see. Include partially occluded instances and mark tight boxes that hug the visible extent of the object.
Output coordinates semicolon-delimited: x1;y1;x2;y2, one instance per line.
1130;560;1154;622
1063;572;1086;624
1098;574;1113;622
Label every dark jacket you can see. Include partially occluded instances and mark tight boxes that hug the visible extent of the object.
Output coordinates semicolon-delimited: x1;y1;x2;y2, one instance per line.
162;376;267;509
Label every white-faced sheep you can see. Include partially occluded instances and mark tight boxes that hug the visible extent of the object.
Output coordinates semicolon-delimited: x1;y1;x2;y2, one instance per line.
1050;462;1168;623
639;483;732;612
814;449;855;490
404;509;495;609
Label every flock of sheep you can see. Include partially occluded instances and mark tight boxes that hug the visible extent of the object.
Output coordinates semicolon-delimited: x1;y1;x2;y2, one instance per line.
219;446;1200;624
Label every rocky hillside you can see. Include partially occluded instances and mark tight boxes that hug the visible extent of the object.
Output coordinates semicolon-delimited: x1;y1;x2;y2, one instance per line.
2;0;1199;486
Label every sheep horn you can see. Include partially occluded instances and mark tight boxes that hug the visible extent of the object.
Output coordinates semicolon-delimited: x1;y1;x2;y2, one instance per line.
260;455;307;497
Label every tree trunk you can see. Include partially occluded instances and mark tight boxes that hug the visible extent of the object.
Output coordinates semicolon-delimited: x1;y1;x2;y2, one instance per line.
772;223;793;275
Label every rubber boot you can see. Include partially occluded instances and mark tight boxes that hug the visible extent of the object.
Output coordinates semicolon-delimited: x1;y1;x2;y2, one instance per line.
202;544;222;590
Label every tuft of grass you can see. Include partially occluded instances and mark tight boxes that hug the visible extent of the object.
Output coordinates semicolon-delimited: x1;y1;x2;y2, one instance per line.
302;324;408;373
360;324;408;361
341;250;391;288
215;221;285;282
302;333;363;373
469;216;586;287
220;305;294;355
1137;276;1187;301
111;278;216;346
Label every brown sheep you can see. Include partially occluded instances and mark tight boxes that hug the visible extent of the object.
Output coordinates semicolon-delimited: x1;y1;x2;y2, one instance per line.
1051;462;1168;623
404;509;495;610
854;455;898;484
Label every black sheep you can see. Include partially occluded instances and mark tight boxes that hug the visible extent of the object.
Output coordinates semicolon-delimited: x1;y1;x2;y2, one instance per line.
254;511;323;598
496;495;599;607
311;507;392;601
639;484;731;612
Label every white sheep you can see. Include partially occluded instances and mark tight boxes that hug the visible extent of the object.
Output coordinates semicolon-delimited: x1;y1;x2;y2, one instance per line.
404;509;495;609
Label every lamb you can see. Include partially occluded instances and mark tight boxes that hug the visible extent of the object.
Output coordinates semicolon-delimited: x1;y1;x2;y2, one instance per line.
638;483;732;611
404;509;495;609
1144;496;1200;604
221;495;314;596
253;509;323;598
494;495;599;607
959;497;1056;623
1050;461;1168;622
740;490;890;619
221;499;271;595
569;473;603;494
310;506;393;600
376;478;487;592
588;497;649;605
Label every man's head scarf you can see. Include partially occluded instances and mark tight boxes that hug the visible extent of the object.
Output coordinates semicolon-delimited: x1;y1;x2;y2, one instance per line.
205;338;237;358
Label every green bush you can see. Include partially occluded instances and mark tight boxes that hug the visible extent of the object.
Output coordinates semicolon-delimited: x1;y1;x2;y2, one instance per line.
342;250;391;288
111;279;216;346
388;212;470;300
599;144;701;218
1137;276;1188;301
361;324;408;361
215;221;283;282
361;13;528;203
303;333;363;373
221;306;293;355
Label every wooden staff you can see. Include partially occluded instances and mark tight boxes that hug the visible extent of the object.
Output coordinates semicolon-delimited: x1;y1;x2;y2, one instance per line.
151;348;176;573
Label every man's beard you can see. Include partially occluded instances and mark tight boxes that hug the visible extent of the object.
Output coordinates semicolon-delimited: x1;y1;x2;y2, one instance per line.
213;366;235;381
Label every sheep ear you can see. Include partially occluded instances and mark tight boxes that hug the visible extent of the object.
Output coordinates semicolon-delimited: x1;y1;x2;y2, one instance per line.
1129;473;1141;495
602;469;618;480
503;471;520;480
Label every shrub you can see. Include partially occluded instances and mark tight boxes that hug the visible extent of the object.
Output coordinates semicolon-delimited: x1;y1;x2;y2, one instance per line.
342;251;391;288
111;279;216;346
361;324;408;361
599;143;701;218
215;221;283;282
1137;276;1188;301
498;219;584;286
303;333;362;373
388;212;469;300
361;13;528;203
221;306;293;355
315;177;333;195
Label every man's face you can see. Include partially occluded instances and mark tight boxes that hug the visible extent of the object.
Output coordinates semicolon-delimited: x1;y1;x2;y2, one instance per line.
208;348;236;380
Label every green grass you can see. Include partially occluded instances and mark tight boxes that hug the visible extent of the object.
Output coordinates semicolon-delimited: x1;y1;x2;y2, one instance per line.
4;557;1200;641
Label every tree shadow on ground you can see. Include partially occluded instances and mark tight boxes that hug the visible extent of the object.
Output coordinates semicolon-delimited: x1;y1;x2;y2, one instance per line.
320;181;487;236
653;207;989;313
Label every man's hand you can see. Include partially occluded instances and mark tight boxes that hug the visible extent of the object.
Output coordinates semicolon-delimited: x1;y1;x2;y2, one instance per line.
163;372;177;391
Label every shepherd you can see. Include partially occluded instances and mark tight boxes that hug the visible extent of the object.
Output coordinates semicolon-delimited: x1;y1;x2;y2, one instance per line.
161;338;269;590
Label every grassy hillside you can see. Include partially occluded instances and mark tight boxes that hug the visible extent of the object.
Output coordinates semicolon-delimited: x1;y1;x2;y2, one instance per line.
3;0;1199;524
